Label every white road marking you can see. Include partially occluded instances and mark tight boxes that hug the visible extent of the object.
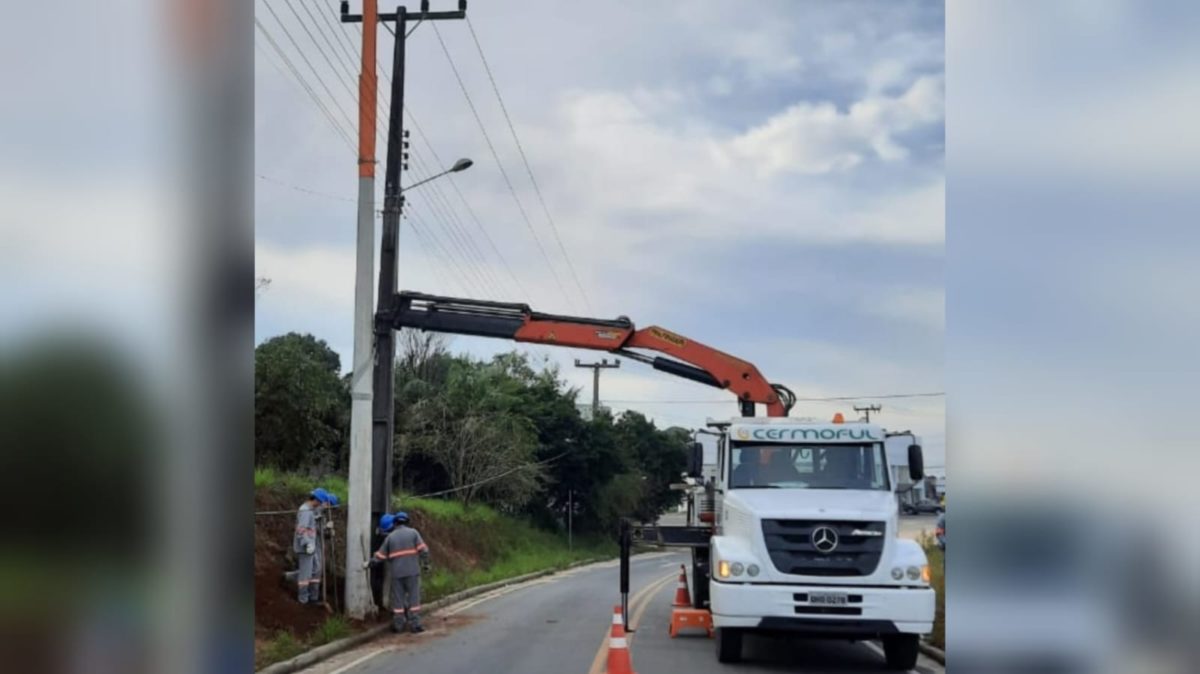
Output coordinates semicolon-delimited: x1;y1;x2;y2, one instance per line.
327;648;388;674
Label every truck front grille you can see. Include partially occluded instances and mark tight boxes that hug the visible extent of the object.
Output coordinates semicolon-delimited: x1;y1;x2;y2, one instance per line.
761;519;886;577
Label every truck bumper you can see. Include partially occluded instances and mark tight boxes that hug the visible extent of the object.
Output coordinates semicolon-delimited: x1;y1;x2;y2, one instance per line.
710;580;934;637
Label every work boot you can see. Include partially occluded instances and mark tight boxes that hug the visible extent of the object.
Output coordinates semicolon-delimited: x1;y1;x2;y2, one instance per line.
410;624;425;634
391;620;406;634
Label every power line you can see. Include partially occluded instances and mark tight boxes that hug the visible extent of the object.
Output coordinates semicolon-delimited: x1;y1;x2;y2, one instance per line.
310;0;361;67
430;21;574;309
464;16;593;312
287;8;508;300
294;0;357;86
405;109;531;298
407;205;490;293
256;173;356;202
255;19;356;153
343;18;533;302
401;451;568;501
406;150;507;291
260;0;357;134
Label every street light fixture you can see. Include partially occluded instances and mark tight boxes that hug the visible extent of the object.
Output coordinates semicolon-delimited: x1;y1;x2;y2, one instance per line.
401;157;473;193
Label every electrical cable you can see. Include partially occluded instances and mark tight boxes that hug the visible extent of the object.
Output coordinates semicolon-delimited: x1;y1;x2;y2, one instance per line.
260;0;357;133
430;22;575;309
255;19;357;153
464;16;593;311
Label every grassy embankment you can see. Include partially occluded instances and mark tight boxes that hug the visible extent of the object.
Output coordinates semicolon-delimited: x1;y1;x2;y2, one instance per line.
254;468;615;668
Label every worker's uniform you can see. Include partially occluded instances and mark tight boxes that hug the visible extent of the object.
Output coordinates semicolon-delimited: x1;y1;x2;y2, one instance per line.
374;525;430;630
294;502;322;603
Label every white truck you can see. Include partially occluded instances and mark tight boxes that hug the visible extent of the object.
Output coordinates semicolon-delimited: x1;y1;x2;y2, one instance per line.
387;293;936;667
687;417;935;668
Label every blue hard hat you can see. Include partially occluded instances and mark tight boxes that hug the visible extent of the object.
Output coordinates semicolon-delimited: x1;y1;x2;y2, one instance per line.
379;513;396;532
309;488;326;502
324;493;340;506
394;511;409;524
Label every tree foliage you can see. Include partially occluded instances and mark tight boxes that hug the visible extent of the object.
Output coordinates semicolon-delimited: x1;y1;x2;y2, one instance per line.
255;331;692;532
254;333;348;472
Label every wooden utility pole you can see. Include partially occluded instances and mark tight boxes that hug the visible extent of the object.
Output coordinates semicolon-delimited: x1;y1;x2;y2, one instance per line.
854;404;882;423
575;358;620;418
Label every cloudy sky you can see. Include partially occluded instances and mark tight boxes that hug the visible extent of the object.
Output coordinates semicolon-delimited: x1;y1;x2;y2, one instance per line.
255;0;945;466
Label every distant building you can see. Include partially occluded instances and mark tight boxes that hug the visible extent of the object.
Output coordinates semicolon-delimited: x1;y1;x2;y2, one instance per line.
885;434;946;506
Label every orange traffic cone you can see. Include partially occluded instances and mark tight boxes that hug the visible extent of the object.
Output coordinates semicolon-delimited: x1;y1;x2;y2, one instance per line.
672;565;691;607
608;605;636;674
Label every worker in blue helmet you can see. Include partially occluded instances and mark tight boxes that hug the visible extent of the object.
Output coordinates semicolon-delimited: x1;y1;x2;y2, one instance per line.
294;489;325;604
371;510;432;633
379;513;396;534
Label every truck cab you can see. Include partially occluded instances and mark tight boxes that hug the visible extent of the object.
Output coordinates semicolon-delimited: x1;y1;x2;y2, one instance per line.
697;417;935;668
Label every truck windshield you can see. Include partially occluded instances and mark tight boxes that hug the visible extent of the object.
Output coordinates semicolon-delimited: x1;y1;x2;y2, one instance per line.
729;444;889;490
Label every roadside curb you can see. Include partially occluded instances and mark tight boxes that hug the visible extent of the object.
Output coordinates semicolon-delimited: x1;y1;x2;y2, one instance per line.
919;640;945;664
257;557;606;674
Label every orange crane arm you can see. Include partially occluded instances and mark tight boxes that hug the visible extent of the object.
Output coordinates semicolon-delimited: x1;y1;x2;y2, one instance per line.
388;292;795;417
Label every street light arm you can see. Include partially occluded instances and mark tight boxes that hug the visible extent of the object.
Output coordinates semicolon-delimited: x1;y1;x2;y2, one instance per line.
400;168;453;193
400;158;473;193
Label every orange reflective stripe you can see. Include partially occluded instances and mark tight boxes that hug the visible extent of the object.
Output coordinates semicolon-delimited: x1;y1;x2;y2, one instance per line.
374;551;386;559
416;543;428;551
387;549;418;558
408;604;421;611
392;608;405;614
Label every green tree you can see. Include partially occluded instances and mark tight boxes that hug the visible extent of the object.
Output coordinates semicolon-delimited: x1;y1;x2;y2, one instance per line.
254;333;348;471
614;412;689;523
404;356;542;508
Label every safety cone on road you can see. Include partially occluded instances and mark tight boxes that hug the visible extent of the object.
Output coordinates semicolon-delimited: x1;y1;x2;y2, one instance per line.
608;605;636;674
672;565;691;607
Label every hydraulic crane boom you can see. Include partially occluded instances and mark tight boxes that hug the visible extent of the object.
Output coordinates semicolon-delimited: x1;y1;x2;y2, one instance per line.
385;291;796;417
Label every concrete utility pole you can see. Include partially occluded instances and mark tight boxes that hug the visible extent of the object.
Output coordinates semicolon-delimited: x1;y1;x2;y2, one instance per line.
575;358;620;417
343;0;379;620
342;0;468;612
854;404;882;423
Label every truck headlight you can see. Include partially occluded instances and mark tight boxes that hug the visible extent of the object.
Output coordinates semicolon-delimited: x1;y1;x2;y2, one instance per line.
891;567;904;580
746;564;760;577
731;562;744;577
906;566;922;581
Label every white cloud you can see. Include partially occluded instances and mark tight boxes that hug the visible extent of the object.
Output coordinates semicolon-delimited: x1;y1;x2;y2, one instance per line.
726;75;944;177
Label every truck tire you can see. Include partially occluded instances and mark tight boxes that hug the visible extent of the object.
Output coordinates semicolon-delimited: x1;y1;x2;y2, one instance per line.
691;549;710;609
715;627;743;663
882;634;919;670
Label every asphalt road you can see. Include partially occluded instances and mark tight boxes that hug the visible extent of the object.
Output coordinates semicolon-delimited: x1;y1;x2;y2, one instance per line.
303;551;943;674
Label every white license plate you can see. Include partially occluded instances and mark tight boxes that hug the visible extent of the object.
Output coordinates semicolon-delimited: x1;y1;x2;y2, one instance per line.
808;592;849;606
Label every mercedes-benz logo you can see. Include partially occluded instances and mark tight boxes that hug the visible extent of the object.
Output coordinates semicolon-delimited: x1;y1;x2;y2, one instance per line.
811;526;839;554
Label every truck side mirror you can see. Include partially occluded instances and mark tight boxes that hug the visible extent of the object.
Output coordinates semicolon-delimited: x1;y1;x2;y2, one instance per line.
687;442;704;478
908;444;924;482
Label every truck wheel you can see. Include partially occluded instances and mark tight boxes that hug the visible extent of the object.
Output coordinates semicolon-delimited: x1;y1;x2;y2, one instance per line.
881;634;919;670
715;627;743;663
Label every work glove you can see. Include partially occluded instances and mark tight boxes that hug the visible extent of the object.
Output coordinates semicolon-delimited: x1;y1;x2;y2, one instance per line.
305;542;315;555
421;561;431;573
